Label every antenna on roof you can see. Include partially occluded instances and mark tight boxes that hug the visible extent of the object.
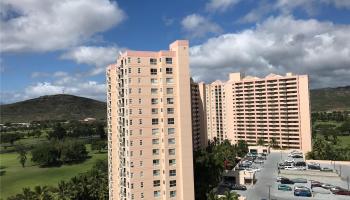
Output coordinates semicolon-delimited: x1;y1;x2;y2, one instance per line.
62;88;65;94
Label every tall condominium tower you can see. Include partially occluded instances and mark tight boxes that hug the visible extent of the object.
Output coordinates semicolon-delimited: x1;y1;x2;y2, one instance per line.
201;72;312;153
106;40;195;200
205;80;227;142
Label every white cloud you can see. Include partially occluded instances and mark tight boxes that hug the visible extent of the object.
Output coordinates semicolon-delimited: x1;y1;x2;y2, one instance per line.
240;0;350;24
2;72;106;103
205;0;241;12
181;14;222;38
0;0;125;52
61;46;122;76
189;15;350;88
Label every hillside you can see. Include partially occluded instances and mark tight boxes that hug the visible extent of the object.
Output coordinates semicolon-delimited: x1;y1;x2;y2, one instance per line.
310;86;350;112
0;94;107;123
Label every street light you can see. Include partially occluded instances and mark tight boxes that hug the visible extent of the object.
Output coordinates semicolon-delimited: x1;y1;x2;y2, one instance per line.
267;184;272;200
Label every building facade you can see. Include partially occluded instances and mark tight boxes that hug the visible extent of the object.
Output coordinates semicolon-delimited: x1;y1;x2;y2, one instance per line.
202;72;312;153
190;79;208;150
106;40;195;200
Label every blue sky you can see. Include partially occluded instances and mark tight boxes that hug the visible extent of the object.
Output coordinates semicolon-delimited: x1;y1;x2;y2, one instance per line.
1;0;350;103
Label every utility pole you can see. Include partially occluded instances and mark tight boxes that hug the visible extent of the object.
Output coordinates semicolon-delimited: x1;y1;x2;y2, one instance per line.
268;185;271;200
347;176;349;190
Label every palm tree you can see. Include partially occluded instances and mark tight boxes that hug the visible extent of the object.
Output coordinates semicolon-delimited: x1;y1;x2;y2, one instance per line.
207;190;220;200
16;144;27;168
222;191;239;200
34;186;52;200
257;137;265;146
269;138;278;148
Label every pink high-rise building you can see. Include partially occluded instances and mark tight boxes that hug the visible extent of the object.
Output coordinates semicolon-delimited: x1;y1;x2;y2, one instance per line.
202;72;312;153
106;40;195;200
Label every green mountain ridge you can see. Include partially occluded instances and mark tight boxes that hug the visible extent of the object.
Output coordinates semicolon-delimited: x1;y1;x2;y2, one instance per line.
0;86;349;123
0;94;106;123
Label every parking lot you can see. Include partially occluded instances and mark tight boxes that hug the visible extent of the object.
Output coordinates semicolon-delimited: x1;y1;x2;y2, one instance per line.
234;151;350;200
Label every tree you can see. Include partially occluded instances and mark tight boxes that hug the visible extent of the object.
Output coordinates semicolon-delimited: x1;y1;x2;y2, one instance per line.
222;191;239;200
47;123;66;140
95;123;106;139
1;132;21;145
61;139;88;163
269;138;279;148
235;140;248;157
257;137;265;146
31;143;60;167
91;140;107;152
16;144;28;168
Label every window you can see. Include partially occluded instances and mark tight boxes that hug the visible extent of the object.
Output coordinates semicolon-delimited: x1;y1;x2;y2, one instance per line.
138;78;141;83
170;191;176;197
130;151;133;157
151;98;158;105
166;88;173;94
152;118;159;125
154;190;161;197
167;98;174;104
129;99;133;104
153;149;159;155
138;68;141;73
139;140;143;145
141;182;144;188
128;67;131;73
153;180;160;187
168;128;175;135
151;88;158;94
166;78;174;84
151;78;158;84
140;171;144;177
169;159;176;166
140;150;143;156
150;58;157;65
166;57;172;64
140;161;143;166
170;180;176;187
153;159;160;166
129;109;133;114
151;68;157;75
128;57;131;63
138;88;141;93
141;193;144;199
167;108;174;114
152;108;158;114
153;169;160;176
168;149;175;155
139;119;142;125
169;170;176;176
168;118;175;125
168;138;175;144
129;88;132;93
130;141;133;146
137;58;141;63
129;120;132;125
152;139;159;145
128;78;131;83
152;128;159;135
139;109;142;114
166;68;173;74
130;162;134;167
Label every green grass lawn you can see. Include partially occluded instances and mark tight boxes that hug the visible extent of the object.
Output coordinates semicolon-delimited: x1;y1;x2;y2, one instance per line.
0;145;107;199
338;135;350;147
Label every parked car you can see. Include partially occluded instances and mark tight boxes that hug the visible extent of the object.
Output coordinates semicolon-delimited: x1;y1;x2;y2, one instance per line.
308;164;321;170
321;183;334;189
281;178;294;184
311;181;323;188
276;176;287;182
334;190;350;196
295;161;306;167
330;186;345;193
294;186;312;197
231;184;247;191
321;167;333;172
291;178;307;183
278;184;292;191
